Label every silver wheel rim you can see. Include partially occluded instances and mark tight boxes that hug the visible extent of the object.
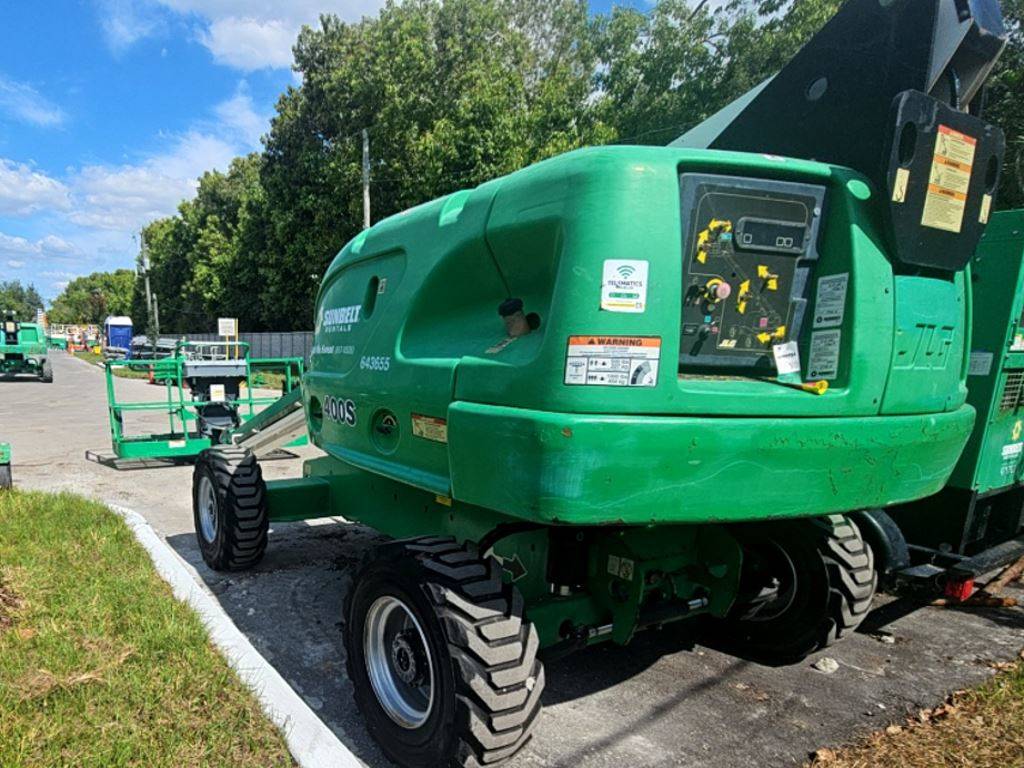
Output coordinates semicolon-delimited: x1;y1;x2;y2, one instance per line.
746;541;799;622
198;474;218;544
364;595;434;729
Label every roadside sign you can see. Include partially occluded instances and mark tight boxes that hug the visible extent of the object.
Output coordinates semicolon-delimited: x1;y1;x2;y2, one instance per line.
218;317;238;337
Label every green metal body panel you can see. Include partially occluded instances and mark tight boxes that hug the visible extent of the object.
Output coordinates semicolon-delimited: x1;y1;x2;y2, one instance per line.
104;342;307;461
47;336;68;350
0;322;48;376
949;209;1024;494
299;146;973;526
0;442;10;465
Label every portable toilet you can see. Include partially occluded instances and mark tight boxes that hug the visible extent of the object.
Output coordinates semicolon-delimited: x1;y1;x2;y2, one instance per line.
104;316;133;358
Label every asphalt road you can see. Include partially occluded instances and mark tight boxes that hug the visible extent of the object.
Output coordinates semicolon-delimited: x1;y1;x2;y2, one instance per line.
3;352;1023;768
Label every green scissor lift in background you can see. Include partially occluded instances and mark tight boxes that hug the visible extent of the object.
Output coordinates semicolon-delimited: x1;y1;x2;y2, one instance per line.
0;442;10;490
1;315;52;383
98;340;306;462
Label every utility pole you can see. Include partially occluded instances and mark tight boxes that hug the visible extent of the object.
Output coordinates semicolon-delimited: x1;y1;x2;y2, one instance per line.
362;128;371;230
140;237;153;321
138;234;160;358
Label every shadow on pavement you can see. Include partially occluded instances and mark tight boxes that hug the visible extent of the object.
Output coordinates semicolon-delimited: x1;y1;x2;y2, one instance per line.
166;519;745;768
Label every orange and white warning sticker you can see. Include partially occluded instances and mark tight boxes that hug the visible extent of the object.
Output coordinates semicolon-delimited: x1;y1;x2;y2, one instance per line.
564;336;661;387
921;125;976;234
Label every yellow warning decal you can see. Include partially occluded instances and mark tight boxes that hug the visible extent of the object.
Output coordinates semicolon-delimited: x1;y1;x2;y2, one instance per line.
921;125;976;234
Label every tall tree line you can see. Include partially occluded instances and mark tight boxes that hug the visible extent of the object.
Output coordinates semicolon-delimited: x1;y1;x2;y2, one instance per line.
115;0;1021;332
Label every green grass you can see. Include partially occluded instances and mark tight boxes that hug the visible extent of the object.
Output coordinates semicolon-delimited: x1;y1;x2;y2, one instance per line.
73;350;151;379
0;491;294;768
810;649;1024;768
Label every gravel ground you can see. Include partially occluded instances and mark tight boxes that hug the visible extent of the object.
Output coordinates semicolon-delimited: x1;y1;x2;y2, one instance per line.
2;351;1023;768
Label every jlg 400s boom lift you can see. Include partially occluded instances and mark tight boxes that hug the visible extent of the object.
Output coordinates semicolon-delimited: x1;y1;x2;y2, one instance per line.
192;2;1008;765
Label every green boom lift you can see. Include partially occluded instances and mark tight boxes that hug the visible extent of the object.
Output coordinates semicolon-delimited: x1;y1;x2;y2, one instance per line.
96;340;305;462
191;1;1009;765
1;313;52;382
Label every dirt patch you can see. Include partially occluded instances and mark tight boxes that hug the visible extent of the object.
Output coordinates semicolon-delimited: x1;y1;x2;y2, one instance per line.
0;578;22;633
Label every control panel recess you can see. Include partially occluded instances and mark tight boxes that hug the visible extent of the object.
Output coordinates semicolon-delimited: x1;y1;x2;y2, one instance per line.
678;174;826;372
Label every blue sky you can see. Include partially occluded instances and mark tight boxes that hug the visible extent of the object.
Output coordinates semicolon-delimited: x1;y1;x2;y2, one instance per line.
0;1;650;301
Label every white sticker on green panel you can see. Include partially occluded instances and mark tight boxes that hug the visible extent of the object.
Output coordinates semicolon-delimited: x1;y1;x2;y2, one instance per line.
813;273;848;329
601;259;648;313
808;329;841;380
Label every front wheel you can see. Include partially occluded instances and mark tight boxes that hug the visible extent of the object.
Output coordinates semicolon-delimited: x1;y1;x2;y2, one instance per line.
344;537;544;768
192;447;268;571
721;514;876;662
40;360;53;383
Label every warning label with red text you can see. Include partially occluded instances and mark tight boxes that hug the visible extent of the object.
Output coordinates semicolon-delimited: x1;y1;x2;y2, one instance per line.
564;336;661;387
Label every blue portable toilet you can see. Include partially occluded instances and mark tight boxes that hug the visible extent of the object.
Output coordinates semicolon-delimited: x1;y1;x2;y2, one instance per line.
104;316;133;358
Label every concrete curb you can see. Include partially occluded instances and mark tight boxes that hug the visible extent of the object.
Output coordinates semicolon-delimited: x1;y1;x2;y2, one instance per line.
108;503;362;768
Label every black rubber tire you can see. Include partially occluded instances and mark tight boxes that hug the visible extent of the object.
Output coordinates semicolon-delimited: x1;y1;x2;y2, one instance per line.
40;360;53;383
0;464;11;490
723;514;876;662
192;446;268;571
344;536;545;768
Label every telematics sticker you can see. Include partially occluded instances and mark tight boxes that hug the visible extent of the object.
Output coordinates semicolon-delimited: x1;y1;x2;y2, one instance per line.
813;273;848;329
600;260;649;313
564;336;660;387
921;125;976;234
808;330;841;380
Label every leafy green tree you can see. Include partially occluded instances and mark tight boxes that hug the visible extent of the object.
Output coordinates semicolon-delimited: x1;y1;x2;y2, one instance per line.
986;0;1024;209
0;281;44;322
49;270;136;325
126;0;1024;332
254;0;609;329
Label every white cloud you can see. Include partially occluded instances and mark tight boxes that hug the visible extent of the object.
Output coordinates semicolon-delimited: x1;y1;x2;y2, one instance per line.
0;160;71;217
70;130;237;231
98;0;386;71
201;17;296;70
0;75;65;127
0;232;78;262
97;0;163;53
213;82;268;149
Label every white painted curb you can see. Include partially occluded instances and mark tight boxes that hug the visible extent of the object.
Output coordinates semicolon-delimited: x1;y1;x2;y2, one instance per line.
108;503;363;768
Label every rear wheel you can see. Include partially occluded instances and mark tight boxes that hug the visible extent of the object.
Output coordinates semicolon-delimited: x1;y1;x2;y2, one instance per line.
192;447;268;571
344;537;544;768
723;514;876;661
0;464;11;490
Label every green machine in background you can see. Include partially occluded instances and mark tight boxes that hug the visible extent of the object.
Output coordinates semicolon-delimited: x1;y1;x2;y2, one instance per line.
189;2;1009;766
883;210;1024;594
0;315;52;383
0;442;10;489
95;340;305;463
